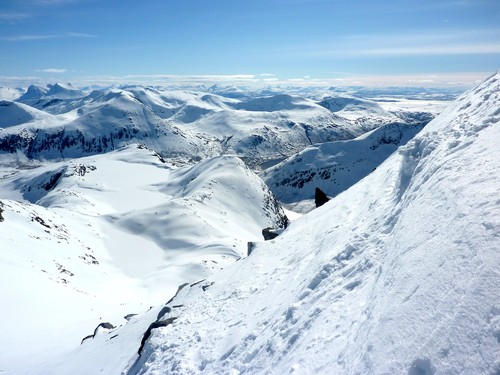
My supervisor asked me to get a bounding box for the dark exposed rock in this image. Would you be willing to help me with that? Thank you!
[124,314,138,321]
[42,171,63,191]
[202,282,214,292]
[138,318,177,356]
[93,322,115,337]
[247,241,256,256]
[81,322,116,344]
[73,164,96,177]
[190,279,205,287]
[80,334,94,345]
[315,187,330,208]
[0,201,4,222]
[155,306,172,321]
[32,216,51,228]
[262,227,279,241]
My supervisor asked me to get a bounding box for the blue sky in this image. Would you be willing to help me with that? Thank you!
[1,0,499,87]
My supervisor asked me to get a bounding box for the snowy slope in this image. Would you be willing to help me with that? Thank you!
[0,87,22,101]
[261,122,425,208]
[98,73,500,374]
[0,145,286,374]
[0,100,57,127]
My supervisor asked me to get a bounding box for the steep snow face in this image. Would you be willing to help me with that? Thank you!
[123,73,500,374]
[261,122,425,208]
[0,146,287,374]
[17,84,49,102]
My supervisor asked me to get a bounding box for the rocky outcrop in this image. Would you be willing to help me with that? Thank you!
[262,227,280,241]
[315,187,330,208]
[138,318,177,356]
[80,322,116,345]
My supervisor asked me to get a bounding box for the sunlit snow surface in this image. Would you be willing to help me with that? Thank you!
[0,146,286,374]
[0,75,498,375]
[118,73,498,374]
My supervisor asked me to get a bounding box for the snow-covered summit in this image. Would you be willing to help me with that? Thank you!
[17,84,49,102]
[45,83,85,99]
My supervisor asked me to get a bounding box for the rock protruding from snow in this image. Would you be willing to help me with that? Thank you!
[314,187,329,208]
[138,318,177,356]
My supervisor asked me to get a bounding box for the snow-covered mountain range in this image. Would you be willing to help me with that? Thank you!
[0,73,498,374]
[0,83,433,168]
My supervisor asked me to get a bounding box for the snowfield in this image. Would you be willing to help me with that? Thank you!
[0,73,498,375]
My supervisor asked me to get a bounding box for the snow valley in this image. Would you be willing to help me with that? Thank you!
[0,74,499,374]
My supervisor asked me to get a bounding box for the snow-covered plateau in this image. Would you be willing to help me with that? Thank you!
[0,73,499,374]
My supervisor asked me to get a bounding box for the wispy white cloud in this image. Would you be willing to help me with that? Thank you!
[1,32,97,41]
[67,72,495,88]
[269,28,500,59]
[122,74,259,83]
[352,43,500,57]
[36,68,67,73]
[0,12,32,22]
[0,72,492,89]
[31,0,92,5]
